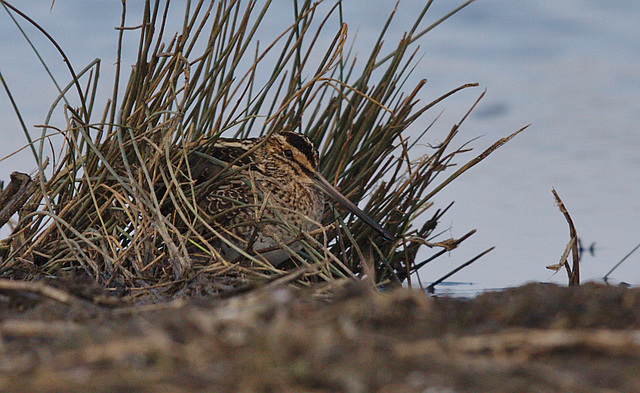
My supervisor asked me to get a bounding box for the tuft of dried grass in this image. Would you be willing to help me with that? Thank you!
[0,0,523,299]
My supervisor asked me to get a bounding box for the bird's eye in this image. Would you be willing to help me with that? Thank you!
[284,149,293,158]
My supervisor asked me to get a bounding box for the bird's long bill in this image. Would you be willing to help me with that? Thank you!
[314,171,393,241]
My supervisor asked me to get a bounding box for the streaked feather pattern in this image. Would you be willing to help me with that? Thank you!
[188,132,325,265]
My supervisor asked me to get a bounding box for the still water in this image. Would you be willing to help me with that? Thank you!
[1,1,638,294]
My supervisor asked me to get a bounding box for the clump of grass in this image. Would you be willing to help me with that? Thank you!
[0,0,523,299]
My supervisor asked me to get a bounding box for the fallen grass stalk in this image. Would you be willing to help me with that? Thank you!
[394,329,640,359]
[0,278,103,312]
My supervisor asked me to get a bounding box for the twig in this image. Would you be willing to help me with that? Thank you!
[551,188,580,286]
[0,172,37,228]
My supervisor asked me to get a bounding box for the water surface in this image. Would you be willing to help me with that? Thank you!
[1,1,638,292]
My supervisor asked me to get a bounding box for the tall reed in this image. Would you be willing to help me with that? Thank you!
[0,0,523,298]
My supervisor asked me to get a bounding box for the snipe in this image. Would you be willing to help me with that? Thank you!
[186,131,392,265]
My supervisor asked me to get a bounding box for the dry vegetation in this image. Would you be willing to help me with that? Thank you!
[0,0,523,298]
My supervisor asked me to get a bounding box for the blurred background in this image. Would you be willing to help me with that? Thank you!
[1,1,638,293]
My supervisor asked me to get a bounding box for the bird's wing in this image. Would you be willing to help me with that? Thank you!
[189,139,260,215]
[189,138,257,183]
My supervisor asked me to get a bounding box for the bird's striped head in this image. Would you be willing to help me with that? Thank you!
[261,131,320,179]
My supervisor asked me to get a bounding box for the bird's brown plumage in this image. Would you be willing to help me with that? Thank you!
[188,132,325,265]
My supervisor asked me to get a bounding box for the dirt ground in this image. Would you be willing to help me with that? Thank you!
[1,279,640,393]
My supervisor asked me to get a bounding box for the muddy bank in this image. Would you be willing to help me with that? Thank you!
[1,281,639,392]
